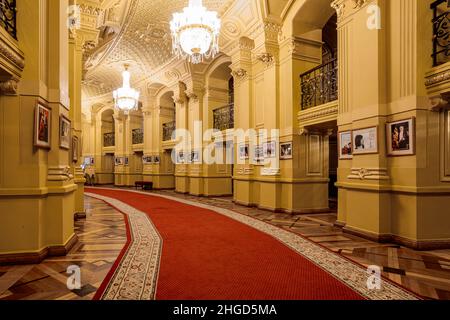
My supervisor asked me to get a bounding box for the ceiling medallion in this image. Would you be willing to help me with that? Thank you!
[135,23,169,43]
[170,0,221,64]
[113,64,140,114]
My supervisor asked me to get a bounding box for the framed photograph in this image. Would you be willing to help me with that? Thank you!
[154,155,161,164]
[124,157,129,166]
[253,145,264,165]
[177,151,185,164]
[386,118,415,156]
[34,103,51,149]
[239,144,249,160]
[352,126,379,155]
[72,136,79,163]
[263,141,277,158]
[59,115,71,150]
[191,151,200,163]
[115,157,123,166]
[338,131,353,160]
[280,142,293,160]
[143,156,152,164]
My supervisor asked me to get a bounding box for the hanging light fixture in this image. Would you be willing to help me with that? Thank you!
[170,0,221,64]
[113,64,140,114]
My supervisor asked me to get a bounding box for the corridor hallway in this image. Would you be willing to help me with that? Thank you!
[0,188,449,300]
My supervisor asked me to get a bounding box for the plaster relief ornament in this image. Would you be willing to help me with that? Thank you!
[170,0,221,64]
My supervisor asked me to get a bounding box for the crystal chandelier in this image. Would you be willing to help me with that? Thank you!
[113,64,140,114]
[170,0,221,64]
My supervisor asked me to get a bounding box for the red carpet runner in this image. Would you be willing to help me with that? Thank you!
[86,188,368,300]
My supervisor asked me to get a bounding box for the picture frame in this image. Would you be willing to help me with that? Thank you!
[72,136,79,163]
[124,157,129,166]
[280,142,293,160]
[154,155,161,164]
[143,156,152,164]
[34,103,52,149]
[177,151,185,164]
[239,144,249,160]
[115,157,124,166]
[253,145,264,165]
[263,141,277,158]
[386,117,415,156]
[352,126,379,155]
[59,115,71,150]
[191,151,200,163]
[338,131,353,160]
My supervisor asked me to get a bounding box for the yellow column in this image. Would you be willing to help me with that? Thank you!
[174,83,190,193]
[231,37,256,206]
[69,26,86,219]
[0,0,77,263]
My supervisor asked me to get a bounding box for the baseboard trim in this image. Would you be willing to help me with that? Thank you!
[334,220,346,228]
[74,211,86,221]
[0,233,78,265]
[343,226,450,250]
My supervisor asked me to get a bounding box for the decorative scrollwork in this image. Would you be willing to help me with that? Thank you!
[300,58,338,110]
[0,0,17,39]
[432,0,450,66]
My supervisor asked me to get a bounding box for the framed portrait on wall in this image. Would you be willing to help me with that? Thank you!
[72,136,79,163]
[34,103,51,149]
[280,142,293,160]
[177,151,185,164]
[154,155,161,164]
[59,115,71,150]
[263,141,277,158]
[338,131,353,160]
[239,144,249,160]
[386,118,415,156]
[352,127,379,155]
[143,156,152,164]
[191,151,200,163]
[115,157,123,166]
[253,145,264,165]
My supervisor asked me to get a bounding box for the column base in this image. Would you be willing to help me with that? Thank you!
[0,233,78,265]
[343,225,450,250]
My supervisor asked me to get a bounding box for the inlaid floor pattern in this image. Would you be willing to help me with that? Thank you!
[0,190,449,300]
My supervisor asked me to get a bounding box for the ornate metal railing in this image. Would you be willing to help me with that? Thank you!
[103,132,115,147]
[163,121,176,141]
[431,0,450,66]
[213,104,234,131]
[300,58,338,110]
[132,128,143,145]
[0,0,17,39]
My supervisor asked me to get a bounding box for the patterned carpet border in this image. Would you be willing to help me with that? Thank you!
[87,188,419,301]
[85,192,162,300]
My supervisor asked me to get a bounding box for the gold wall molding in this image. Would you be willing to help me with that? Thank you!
[298,100,339,128]
[47,166,74,182]
[348,168,390,181]
[0,26,25,95]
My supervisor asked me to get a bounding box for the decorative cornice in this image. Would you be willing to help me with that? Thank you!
[425,69,450,87]
[331,0,369,22]
[0,79,19,95]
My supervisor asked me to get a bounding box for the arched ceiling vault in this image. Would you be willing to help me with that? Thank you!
[81,0,236,100]
[80,0,335,115]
